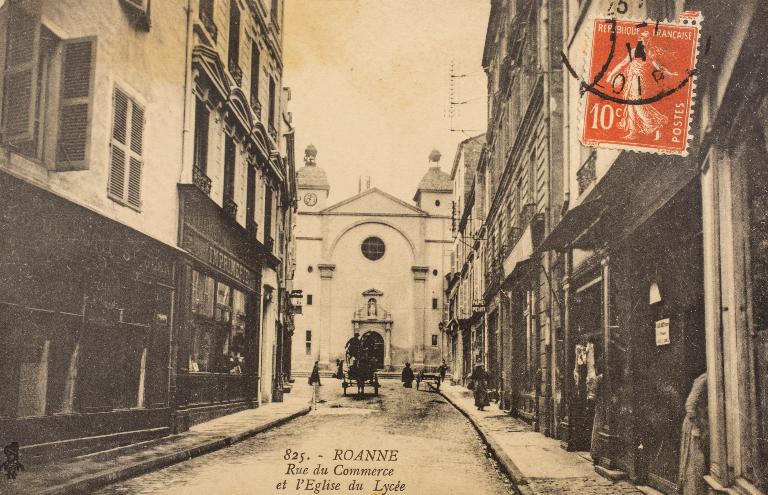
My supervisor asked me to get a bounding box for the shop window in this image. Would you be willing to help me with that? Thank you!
[190,271,247,374]
[305,330,312,355]
[431,335,438,347]
[306,294,313,305]
[108,87,145,209]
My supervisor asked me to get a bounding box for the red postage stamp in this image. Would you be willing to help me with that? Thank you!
[580,11,703,156]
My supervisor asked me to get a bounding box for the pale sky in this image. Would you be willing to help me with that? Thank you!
[283,0,490,204]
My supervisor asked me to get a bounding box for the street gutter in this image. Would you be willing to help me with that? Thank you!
[429,383,533,495]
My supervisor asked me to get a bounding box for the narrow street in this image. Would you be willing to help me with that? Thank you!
[93,381,518,495]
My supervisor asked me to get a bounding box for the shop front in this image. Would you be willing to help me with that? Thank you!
[175,185,262,431]
[543,152,705,493]
[0,173,176,463]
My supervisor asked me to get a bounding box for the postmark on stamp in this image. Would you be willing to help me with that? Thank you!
[576,11,703,156]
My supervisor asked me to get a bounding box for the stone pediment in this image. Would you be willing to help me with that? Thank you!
[362,288,383,297]
[322,188,427,216]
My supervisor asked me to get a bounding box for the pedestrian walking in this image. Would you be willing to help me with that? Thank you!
[401,362,414,388]
[470,365,490,411]
[309,361,322,409]
[438,359,448,384]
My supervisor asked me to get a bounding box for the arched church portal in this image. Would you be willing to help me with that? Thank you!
[361,331,384,370]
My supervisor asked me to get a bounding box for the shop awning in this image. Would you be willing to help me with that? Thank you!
[503,223,535,279]
[537,196,606,253]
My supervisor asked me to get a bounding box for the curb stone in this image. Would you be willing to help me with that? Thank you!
[37,405,312,495]
[431,383,534,495]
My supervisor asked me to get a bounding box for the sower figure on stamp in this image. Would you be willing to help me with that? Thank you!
[605,31,676,140]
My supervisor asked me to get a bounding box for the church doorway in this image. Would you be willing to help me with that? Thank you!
[361,331,384,370]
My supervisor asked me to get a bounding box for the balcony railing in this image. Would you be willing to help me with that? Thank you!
[229,62,243,87]
[193,166,212,195]
[250,98,262,119]
[577,151,597,195]
[199,7,217,43]
[223,195,238,219]
[268,124,278,141]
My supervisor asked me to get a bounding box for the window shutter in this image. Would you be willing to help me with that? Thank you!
[2,4,41,144]
[108,87,144,209]
[56,38,95,170]
[127,104,144,208]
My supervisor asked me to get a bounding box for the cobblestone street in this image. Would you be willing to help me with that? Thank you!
[93,381,518,495]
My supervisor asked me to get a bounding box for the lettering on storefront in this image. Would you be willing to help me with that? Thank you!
[182,227,257,290]
[655,318,670,346]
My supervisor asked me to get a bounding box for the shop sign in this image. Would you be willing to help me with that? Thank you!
[655,318,671,346]
[182,228,257,289]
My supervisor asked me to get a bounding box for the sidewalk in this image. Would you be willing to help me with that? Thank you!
[437,383,646,495]
[2,385,313,495]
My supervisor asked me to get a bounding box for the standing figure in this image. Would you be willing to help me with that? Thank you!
[401,362,415,388]
[309,361,321,408]
[335,359,344,380]
[678,373,708,495]
[438,359,449,383]
[345,332,362,363]
[2,442,24,480]
[470,365,490,411]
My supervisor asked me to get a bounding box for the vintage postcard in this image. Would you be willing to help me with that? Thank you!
[0,0,766,494]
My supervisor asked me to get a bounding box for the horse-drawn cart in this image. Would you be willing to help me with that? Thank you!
[342,334,381,396]
[415,370,442,391]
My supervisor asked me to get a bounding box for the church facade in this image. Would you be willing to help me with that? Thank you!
[292,147,452,372]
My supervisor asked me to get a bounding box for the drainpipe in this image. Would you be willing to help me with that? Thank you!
[179,0,195,185]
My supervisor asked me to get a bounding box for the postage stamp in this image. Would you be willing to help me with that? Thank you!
[579,11,703,156]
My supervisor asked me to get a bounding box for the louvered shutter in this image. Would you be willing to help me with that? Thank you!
[108,87,144,209]
[2,4,41,144]
[127,104,144,208]
[56,38,95,170]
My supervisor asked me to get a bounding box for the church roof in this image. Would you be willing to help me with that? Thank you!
[322,187,427,216]
[297,144,330,191]
[416,166,452,192]
[297,164,330,191]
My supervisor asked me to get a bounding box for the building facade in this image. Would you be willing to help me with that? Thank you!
[0,0,295,462]
[478,0,564,434]
[292,148,452,373]
[445,134,486,384]
[446,0,768,493]
[544,1,768,493]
